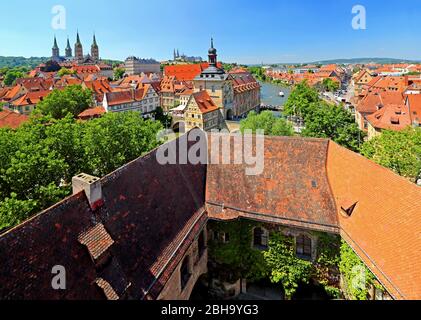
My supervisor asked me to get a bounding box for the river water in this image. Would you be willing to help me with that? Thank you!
[259,82,291,117]
[259,82,291,106]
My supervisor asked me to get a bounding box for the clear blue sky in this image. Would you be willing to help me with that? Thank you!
[1,0,421,64]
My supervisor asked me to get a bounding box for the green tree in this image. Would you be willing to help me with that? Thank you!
[301,103,363,151]
[361,128,421,181]
[57,67,76,77]
[83,112,163,176]
[4,69,26,86]
[0,112,164,231]
[154,107,172,128]
[283,81,320,117]
[264,233,313,299]
[36,85,93,119]
[0,194,37,230]
[113,67,125,80]
[321,78,340,92]
[247,66,266,81]
[240,111,294,136]
[339,241,378,300]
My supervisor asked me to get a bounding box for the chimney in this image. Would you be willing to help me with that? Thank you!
[72,173,103,210]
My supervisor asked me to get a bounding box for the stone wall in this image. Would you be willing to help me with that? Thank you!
[158,228,208,300]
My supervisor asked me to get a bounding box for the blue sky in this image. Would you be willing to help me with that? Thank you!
[1,0,421,64]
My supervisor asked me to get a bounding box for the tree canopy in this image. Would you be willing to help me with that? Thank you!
[361,128,421,181]
[57,67,76,77]
[283,81,320,117]
[264,233,313,299]
[36,85,93,119]
[3,67,28,86]
[247,66,267,81]
[240,111,294,137]
[321,78,340,92]
[113,67,125,80]
[0,112,163,231]
[301,102,363,152]
[284,81,364,151]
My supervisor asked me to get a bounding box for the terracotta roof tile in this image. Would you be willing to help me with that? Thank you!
[0,109,29,129]
[78,223,114,260]
[366,104,411,130]
[327,141,421,300]
[192,90,219,114]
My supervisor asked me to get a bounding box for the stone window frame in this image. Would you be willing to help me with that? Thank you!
[295,234,312,261]
[252,226,269,250]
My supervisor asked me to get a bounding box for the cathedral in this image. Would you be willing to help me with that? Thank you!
[51,32,100,65]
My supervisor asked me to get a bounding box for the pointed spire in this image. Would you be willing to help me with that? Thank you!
[92,33,98,47]
[211,37,214,49]
[66,36,71,49]
[53,36,58,49]
[76,30,81,45]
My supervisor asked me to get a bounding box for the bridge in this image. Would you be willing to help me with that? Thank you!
[259,104,284,112]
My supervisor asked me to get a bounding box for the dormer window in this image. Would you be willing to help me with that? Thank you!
[341,201,358,217]
[390,117,400,125]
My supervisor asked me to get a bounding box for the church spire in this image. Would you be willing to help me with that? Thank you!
[92,33,98,47]
[75,30,84,64]
[52,36,60,61]
[91,33,99,62]
[65,36,72,58]
[76,30,81,45]
[53,36,58,49]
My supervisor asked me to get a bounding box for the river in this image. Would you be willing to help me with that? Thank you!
[259,81,291,117]
[260,81,290,106]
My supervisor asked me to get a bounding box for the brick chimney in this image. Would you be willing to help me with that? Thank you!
[72,173,103,210]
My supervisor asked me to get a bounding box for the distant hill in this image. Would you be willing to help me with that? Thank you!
[0,56,123,69]
[0,56,49,69]
[310,58,421,65]
[251,57,421,67]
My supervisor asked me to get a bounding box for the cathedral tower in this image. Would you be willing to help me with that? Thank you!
[65,37,72,58]
[52,36,60,61]
[91,34,99,62]
[74,31,84,64]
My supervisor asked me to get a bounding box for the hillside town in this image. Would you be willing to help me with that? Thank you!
[2,35,421,144]
[0,31,421,303]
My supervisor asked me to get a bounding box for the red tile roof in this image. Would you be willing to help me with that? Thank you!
[0,109,29,129]
[104,86,150,106]
[357,91,405,114]
[78,223,115,260]
[78,106,106,120]
[206,136,339,233]
[192,90,219,114]
[11,90,51,107]
[1,134,421,300]
[366,104,411,131]
[164,62,223,81]
[327,142,421,300]
[405,94,421,125]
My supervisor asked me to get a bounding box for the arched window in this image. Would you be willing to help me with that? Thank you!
[253,227,268,249]
[296,235,312,259]
[180,256,191,290]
